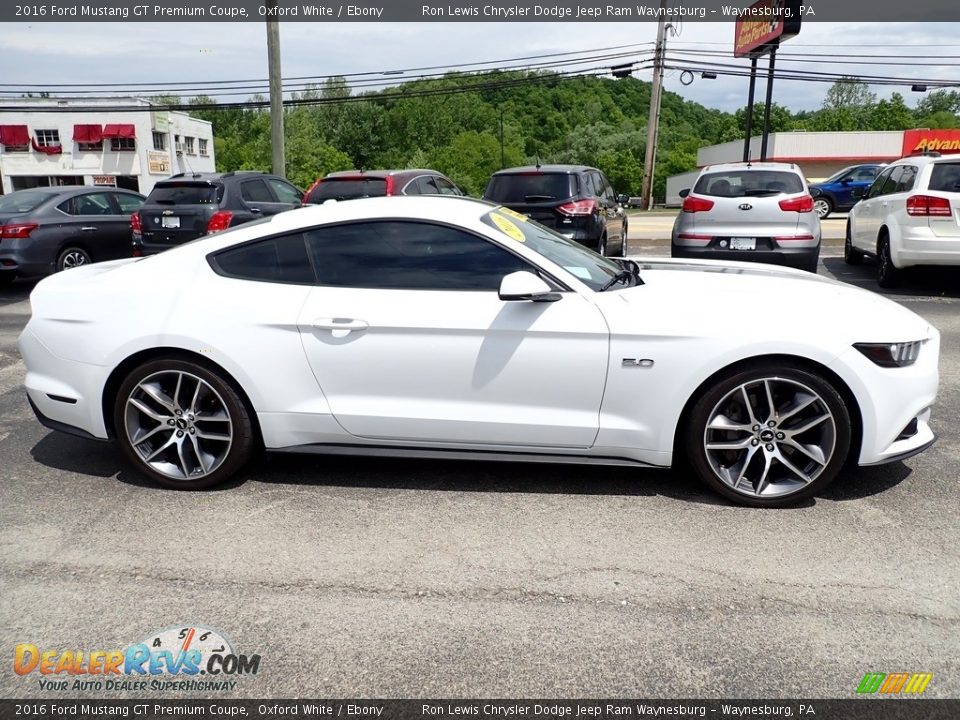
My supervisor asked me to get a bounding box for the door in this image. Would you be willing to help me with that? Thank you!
[855,167,900,248]
[239,178,289,218]
[838,166,881,210]
[55,191,133,262]
[109,191,145,259]
[266,177,304,211]
[296,220,610,447]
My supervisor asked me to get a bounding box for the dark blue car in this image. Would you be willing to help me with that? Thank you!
[809,164,885,219]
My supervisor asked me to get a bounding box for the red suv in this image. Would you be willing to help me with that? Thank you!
[303,169,463,204]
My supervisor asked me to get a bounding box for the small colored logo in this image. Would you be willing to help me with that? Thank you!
[856,672,933,695]
[13,625,260,692]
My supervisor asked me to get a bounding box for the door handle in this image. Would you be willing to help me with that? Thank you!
[312,318,369,337]
[81,226,98,231]
[249,207,262,214]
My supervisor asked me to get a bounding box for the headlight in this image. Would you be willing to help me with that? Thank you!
[854,340,926,368]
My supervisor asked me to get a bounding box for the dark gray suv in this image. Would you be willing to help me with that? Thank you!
[134,171,303,256]
[483,165,628,256]
[0,186,144,286]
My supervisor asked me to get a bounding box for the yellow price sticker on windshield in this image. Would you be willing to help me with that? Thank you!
[498,206,529,223]
[491,213,526,243]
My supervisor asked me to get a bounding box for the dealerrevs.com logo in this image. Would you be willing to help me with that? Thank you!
[14,625,260,692]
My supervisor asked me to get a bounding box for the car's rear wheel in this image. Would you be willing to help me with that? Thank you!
[844,222,864,265]
[684,362,851,508]
[57,247,91,272]
[113,358,255,490]
[598,235,608,257]
[877,234,901,289]
[620,223,628,257]
[813,197,832,220]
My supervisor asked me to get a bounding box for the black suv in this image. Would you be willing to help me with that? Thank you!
[482,165,628,256]
[303,169,463,204]
[133,171,303,255]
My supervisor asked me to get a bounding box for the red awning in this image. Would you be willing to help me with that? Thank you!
[73,124,103,143]
[0,124,29,146]
[102,124,136,139]
[31,138,63,155]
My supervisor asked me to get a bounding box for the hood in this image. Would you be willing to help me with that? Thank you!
[620,258,934,343]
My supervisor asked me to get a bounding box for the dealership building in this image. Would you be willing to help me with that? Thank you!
[0,97,215,196]
[665,129,960,206]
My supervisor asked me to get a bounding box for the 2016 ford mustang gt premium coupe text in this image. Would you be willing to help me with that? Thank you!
[19,197,939,507]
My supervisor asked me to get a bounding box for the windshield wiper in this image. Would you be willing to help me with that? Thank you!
[599,259,644,292]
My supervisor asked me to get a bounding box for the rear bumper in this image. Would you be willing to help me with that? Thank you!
[671,243,820,270]
[895,226,960,268]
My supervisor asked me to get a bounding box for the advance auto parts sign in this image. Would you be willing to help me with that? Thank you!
[902,129,960,156]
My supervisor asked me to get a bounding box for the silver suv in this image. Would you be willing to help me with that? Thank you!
[671,162,821,273]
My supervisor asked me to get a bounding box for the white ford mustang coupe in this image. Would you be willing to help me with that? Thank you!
[19,197,939,507]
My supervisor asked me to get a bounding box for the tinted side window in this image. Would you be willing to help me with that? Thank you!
[305,221,531,291]
[896,166,918,193]
[211,234,314,284]
[928,162,960,192]
[435,177,461,196]
[59,193,115,216]
[114,193,143,215]
[240,179,273,203]
[879,167,903,196]
[866,168,894,199]
[415,176,440,195]
[268,179,302,205]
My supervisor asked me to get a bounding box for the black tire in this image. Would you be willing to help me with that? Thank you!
[620,223,628,257]
[56,246,91,272]
[877,234,901,289]
[683,361,852,508]
[113,357,256,490]
[844,222,864,265]
[0,273,14,288]
[598,235,608,257]
[813,197,832,220]
[801,253,820,274]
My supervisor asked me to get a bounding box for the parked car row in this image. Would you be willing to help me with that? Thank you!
[1,162,632,285]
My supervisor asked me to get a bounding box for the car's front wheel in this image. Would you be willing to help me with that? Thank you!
[877,235,901,289]
[113,358,256,490]
[813,197,832,220]
[844,222,864,265]
[683,362,852,507]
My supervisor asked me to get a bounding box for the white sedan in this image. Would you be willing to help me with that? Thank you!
[19,197,939,507]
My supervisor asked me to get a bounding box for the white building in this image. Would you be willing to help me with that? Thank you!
[0,97,216,196]
[665,129,960,206]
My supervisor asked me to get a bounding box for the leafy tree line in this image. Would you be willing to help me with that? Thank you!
[176,74,960,202]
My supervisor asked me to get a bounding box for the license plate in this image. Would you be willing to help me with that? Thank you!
[730,237,756,250]
[161,216,180,229]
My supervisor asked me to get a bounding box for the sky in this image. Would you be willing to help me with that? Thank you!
[2,22,958,114]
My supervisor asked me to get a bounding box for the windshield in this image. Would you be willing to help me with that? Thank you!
[483,173,578,203]
[0,191,51,214]
[307,178,388,203]
[481,208,623,291]
[694,170,804,197]
[148,183,222,205]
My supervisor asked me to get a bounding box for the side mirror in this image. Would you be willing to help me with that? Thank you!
[840,178,852,186]
[499,271,561,303]
[678,188,690,198]
[617,193,629,205]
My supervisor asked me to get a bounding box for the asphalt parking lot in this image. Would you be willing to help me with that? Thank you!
[1,234,958,699]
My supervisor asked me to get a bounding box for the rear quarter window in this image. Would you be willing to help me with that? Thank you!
[694,171,804,197]
[306,179,388,203]
[210,234,315,284]
[928,163,960,192]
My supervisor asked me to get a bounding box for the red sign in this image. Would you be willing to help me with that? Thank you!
[734,0,801,58]
[92,175,117,186]
[902,129,960,156]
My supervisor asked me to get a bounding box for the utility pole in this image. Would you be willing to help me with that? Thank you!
[640,0,668,212]
[266,2,285,178]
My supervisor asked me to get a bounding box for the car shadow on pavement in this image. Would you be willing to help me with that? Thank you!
[822,257,960,298]
[29,430,913,506]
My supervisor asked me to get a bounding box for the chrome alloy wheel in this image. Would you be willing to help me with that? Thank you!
[813,198,831,219]
[60,251,89,269]
[123,370,233,481]
[703,377,837,499]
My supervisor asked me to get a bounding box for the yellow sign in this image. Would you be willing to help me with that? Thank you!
[147,150,170,175]
[490,213,525,242]
[498,206,529,223]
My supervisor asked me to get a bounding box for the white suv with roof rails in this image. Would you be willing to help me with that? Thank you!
[846,152,960,287]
